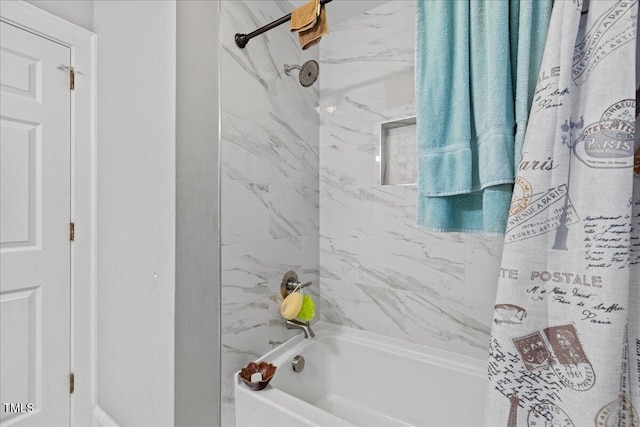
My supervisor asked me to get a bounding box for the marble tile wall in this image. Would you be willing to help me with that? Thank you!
[219,1,319,424]
[222,1,506,423]
[319,1,504,360]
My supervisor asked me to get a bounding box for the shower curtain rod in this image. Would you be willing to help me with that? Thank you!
[235,0,333,48]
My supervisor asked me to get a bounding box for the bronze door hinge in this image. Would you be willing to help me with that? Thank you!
[57,65,75,90]
[69,373,75,394]
[70,223,75,241]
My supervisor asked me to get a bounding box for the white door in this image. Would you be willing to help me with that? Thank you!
[0,21,71,426]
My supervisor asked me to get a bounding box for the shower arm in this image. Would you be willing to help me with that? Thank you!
[283,64,301,76]
[235,0,333,49]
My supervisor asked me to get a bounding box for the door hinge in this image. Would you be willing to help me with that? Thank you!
[69,373,75,394]
[58,65,75,90]
[70,222,75,241]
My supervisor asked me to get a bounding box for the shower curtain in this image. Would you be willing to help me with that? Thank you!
[486,1,640,426]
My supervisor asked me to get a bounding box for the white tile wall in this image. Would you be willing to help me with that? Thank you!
[319,0,503,361]
[221,2,504,424]
[219,1,319,424]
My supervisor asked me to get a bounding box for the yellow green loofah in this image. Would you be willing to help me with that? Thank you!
[297,295,315,321]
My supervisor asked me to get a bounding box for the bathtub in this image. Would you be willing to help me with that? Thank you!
[235,322,488,427]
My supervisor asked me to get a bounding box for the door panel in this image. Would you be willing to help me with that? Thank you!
[1,118,39,247]
[0,22,71,426]
[0,47,41,102]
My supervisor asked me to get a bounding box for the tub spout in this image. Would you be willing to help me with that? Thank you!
[286,319,315,339]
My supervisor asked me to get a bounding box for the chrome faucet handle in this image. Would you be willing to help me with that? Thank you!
[280,271,313,298]
[286,281,312,291]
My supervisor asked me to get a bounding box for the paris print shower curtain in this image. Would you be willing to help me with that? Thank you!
[485,1,640,426]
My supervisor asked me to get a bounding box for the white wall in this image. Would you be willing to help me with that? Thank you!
[94,2,176,425]
[23,1,221,424]
[24,0,93,30]
[175,1,220,425]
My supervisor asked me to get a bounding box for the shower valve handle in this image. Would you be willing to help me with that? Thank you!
[286,281,312,291]
[280,271,312,298]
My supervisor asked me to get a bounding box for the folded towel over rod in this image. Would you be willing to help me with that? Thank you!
[235,0,332,49]
[292,1,329,50]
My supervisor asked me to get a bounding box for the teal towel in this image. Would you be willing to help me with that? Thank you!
[510,0,553,171]
[469,0,516,189]
[416,0,471,196]
[417,185,514,234]
[415,0,552,235]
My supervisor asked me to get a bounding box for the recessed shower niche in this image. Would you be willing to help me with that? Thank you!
[379,116,417,186]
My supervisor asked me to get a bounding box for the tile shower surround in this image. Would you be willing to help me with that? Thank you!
[221,0,503,424]
[219,1,319,425]
[318,0,502,359]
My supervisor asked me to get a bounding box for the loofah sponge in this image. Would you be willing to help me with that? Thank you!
[280,291,303,320]
[297,295,315,321]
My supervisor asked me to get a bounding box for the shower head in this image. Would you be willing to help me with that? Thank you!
[284,60,319,87]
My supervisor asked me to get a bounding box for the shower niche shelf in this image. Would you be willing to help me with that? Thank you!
[379,116,417,186]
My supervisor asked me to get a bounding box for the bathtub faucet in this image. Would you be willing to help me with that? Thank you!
[286,319,315,339]
[281,272,315,338]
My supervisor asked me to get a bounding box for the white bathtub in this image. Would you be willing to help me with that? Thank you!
[235,322,487,427]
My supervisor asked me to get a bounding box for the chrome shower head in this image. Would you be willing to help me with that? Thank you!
[284,60,319,87]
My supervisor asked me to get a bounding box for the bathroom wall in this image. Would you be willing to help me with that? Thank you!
[95,2,176,425]
[319,1,503,360]
[22,1,219,424]
[24,0,93,30]
[175,1,220,425]
[219,1,320,424]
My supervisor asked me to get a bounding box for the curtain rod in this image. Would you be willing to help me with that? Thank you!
[235,0,333,49]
